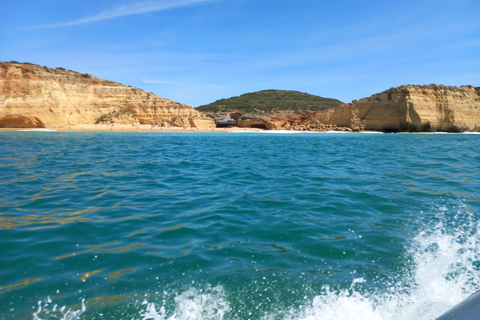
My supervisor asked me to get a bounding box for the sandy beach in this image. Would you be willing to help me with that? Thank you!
[0,123,265,133]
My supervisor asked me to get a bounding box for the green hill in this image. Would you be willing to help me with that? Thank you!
[197,90,343,115]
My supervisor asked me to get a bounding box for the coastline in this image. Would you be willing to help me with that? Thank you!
[1,124,477,134]
[0,124,265,133]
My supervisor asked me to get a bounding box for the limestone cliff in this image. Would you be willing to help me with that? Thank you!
[201,85,480,132]
[0,62,209,128]
[302,85,480,132]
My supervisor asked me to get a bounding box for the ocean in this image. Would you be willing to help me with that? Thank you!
[0,131,479,320]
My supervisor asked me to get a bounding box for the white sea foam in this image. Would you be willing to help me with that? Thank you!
[229,130,352,134]
[137,219,479,320]
[229,130,311,134]
[288,223,477,320]
[228,129,386,134]
[18,128,58,132]
[33,217,479,320]
[33,298,85,320]
[229,130,263,133]
[140,286,230,320]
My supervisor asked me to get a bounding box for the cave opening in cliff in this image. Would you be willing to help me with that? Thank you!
[0,116,46,128]
[249,124,267,129]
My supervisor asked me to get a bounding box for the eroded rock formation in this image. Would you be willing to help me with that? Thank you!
[315,85,480,132]
[2,63,477,132]
[0,62,212,128]
[269,85,480,132]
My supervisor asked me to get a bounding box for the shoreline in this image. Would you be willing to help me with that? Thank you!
[1,124,478,134]
[0,124,265,133]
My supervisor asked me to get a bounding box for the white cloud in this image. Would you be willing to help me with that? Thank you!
[43,0,214,27]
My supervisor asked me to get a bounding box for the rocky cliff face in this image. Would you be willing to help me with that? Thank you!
[265,85,479,132]
[204,85,480,132]
[307,85,480,132]
[0,62,207,128]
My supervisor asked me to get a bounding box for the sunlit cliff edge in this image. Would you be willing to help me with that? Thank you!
[0,62,213,128]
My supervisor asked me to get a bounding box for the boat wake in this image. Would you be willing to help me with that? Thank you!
[31,214,480,320]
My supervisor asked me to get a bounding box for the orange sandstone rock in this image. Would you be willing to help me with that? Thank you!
[309,85,480,132]
[0,62,209,128]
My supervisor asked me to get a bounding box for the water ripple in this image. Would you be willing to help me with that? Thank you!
[0,132,479,318]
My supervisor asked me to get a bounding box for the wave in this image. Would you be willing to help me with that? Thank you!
[229,130,350,134]
[18,129,58,132]
[31,216,479,320]
[229,130,310,134]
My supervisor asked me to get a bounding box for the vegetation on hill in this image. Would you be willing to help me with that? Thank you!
[197,90,343,115]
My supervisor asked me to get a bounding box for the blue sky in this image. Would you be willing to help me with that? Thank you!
[1,0,479,107]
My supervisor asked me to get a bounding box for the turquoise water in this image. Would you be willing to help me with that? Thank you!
[0,131,479,319]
